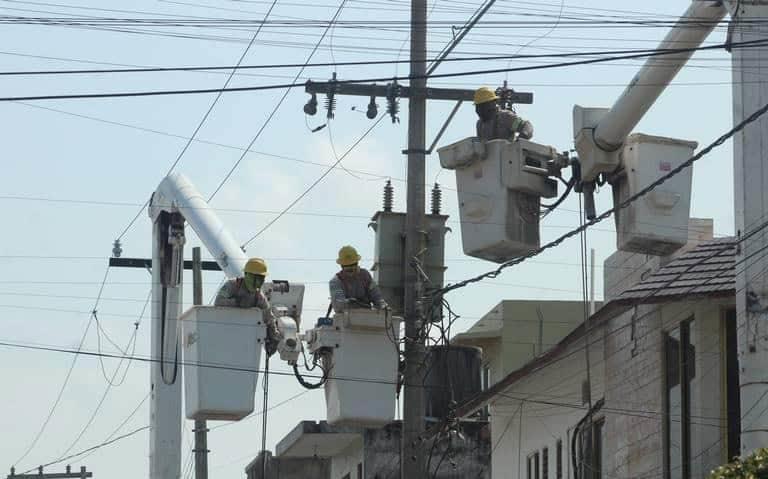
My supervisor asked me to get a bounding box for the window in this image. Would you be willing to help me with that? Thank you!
[556,440,563,479]
[527,454,533,479]
[664,319,696,479]
[724,309,741,461]
[594,419,604,478]
[527,452,540,479]
[542,447,549,479]
[578,418,604,479]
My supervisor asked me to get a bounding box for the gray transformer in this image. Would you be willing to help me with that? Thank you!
[369,210,449,316]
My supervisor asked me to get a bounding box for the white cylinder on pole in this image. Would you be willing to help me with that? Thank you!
[594,1,726,151]
[155,173,248,279]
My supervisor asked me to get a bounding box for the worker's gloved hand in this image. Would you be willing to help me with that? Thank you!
[264,323,280,357]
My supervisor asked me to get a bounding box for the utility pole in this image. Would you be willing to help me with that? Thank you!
[192,247,209,479]
[7,466,93,479]
[727,0,768,455]
[401,0,428,476]
[303,5,530,477]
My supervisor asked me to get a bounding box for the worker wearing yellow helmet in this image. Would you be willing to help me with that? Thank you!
[215,258,279,355]
[474,86,533,141]
[329,245,388,313]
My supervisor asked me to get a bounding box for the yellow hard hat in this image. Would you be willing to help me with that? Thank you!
[473,87,498,105]
[336,245,361,266]
[244,257,268,276]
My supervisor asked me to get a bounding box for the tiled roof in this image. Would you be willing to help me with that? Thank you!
[454,237,736,418]
[611,237,735,305]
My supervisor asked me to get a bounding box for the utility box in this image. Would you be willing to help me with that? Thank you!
[181,306,266,421]
[370,211,448,314]
[438,137,558,263]
[306,309,401,427]
[613,133,697,255]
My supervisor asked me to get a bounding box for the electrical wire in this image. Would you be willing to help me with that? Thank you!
[2,38,767,104]
[433,90,768,300]
[78,391,150,462]
[112,0,280,243]
[241,113,385,246]
[0,42,756,76]
[206,0,351,202]
[504,0,565,82]
[11,266,110,470]
[20,426,150,474]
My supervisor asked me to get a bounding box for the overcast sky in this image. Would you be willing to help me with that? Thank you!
[0,0,738,477]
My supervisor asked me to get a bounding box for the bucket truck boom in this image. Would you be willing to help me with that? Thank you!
[147,173,304,479]
[574,1,727,181]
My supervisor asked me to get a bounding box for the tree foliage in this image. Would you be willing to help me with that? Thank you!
[709,448,768,479]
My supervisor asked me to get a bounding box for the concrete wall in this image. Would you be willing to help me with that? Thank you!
[498,300,595,379]
[362,422,490,479]
[487,331,606,479]
[330,437,364,479]
[587,299,731,479]
[602,304,665,478]
[246,451,330,479]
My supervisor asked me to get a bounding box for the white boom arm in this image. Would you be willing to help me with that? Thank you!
[153,172,248,278]
[147,172,250,479]
[574,0,727,180]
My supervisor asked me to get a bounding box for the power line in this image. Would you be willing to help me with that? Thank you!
[112,0,281,242]
[0,43,738,76]
[20,425,150,475]
[0,38,766,103]
[206,0,352,202]
[434,88,768,300]
[241,113,386,246]
[12,266,111,470]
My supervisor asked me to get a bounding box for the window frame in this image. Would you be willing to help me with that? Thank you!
[663,317,695,479]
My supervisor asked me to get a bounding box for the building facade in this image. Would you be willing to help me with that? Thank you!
[454,222,740,478]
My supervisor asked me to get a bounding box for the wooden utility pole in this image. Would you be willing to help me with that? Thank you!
[401,0,428,477]
[304,4,531,476]
[192,247,209,479]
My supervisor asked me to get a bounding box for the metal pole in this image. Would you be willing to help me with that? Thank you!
[727,0,768,455]
[149,216,182,479]
[401,0,427,476]
[192,247,209,479]
[589,248,596,316]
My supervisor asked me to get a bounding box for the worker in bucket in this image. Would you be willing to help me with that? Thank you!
[474,86,533,141]
[329,245,388,313]
[215,257,279,355]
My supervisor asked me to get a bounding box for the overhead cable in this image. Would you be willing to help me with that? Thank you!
[12,266,111,470]
[112,0,281,242]
[206,0,351,202]
[1,38,767,103]
[432,94,768,300]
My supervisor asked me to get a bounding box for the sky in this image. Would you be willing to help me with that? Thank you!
[0,0,741,477]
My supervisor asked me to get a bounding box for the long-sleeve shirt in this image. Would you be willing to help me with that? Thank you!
[214,278,274,325]
[329,268,387,313]
[476,109,534,141]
